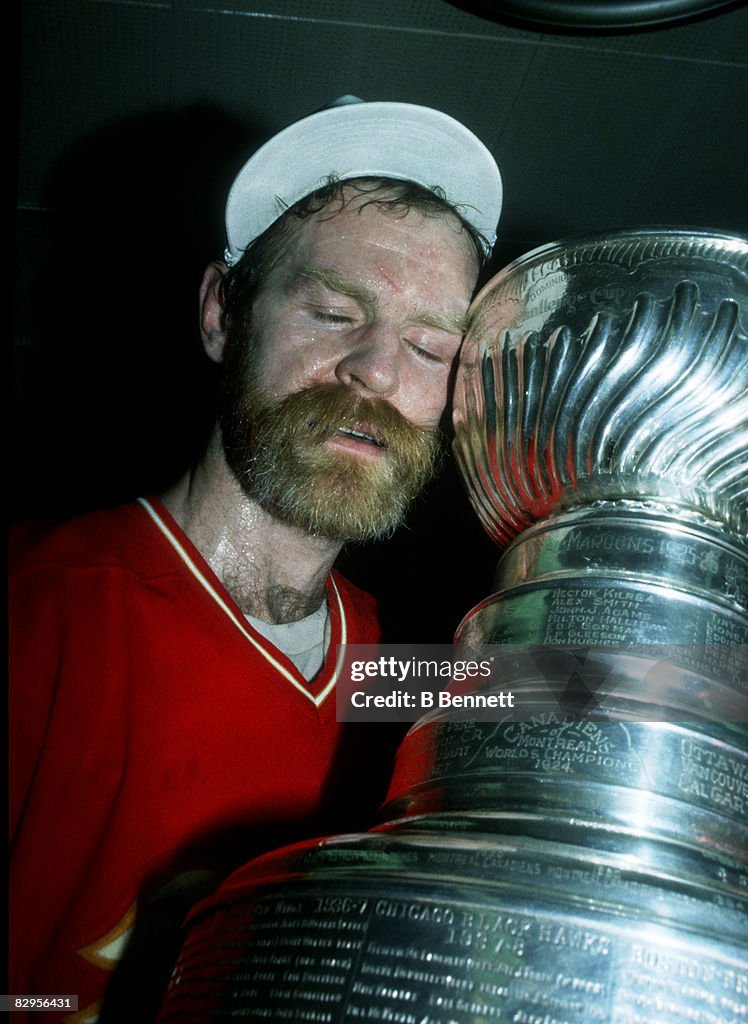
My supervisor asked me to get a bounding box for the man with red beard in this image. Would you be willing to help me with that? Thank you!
[9,98,502,1021]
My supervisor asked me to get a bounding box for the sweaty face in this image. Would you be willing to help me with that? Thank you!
[220,193,478,541]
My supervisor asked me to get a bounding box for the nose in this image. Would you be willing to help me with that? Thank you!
[334,322,402,397]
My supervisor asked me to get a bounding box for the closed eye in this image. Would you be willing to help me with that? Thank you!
[407,340,448,365]
[312,310,356,325]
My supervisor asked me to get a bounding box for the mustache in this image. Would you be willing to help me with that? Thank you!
[251,382,439,454]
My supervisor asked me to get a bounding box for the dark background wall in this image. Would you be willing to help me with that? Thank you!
[14,0,748,640]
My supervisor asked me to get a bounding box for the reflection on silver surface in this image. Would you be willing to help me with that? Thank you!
[454,230,748,546]
[158,231,748,1023]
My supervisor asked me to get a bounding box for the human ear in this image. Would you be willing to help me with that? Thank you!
[199,261,228,363]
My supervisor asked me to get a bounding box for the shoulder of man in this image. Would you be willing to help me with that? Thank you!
[9,500,159,577]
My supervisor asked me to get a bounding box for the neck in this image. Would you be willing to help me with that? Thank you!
[160,429,343,623]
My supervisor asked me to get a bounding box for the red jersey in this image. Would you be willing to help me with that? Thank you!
[9,498,384,1022]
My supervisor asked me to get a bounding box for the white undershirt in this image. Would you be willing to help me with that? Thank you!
[245,602,331,681]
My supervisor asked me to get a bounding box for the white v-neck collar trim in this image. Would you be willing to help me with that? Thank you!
[137,497,346,708]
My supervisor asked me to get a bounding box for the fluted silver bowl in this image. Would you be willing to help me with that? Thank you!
[453,229,748,548]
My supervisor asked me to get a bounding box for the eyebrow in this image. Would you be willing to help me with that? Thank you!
[414,307,470,336]
[295,266,470,336]
[296,266,377,305]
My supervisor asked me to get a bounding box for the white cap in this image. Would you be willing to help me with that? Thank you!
[224,97,503,266]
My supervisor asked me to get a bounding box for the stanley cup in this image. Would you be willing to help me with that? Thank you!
[158,230,748,1023]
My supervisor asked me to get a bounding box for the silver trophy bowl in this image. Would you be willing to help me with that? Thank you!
[158,230,748,1023]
